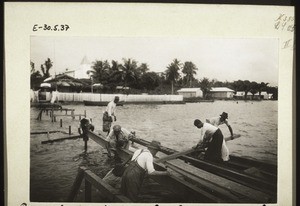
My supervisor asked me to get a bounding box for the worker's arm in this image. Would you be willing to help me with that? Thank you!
[225,119,234,138]
[144,155,169,176]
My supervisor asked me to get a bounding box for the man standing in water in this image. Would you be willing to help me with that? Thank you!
[206,112,233,161]
[194,119,224,163]
[103,96,120,133]
[121,140,169,202]
[105,125,135,158]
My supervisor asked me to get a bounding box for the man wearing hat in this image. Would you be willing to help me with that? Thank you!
[120,140,169,202]
[103,96,120,133]
[105,124,135,158]
[194,119,224,163]
[205,112,233,161]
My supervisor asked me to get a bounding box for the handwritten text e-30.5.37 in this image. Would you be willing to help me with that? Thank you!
[33,24,70,32]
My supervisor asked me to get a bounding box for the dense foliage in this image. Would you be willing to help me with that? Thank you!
[30,57,278,99]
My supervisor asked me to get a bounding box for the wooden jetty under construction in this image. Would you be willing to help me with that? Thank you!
[68,130,277,203]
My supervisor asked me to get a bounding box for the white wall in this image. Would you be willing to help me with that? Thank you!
[56,93,183,102]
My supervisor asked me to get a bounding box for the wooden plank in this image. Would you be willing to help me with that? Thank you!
[41,135,81,144]
[83,167,131,202]
[166,159,273,203]
[86,132,224,202]
[156,148,204,163]
[31,130,66,135]
[174,154,276,196]
[131,136,276,195]
[67,167,85,201]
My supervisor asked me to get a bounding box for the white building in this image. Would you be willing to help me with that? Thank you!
[177,88,203,98]
[210,87,234,99]
[63,56,93,79]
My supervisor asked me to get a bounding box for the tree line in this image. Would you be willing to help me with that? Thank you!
[30,58,278,100]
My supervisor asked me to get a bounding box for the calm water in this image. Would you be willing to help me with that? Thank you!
[30,100,278,202]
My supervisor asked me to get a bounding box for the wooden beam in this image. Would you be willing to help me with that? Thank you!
[156,148,204,163]
[41,135,81,144]
[67,167,85,201]
[83,167,131,202]
[166,159,273,203]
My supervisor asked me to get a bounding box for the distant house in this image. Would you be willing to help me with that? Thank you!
[234,91,246,100]
[177,88,203,98]
[209,87,234,99]
[63,56,93,79]
[234,91,269,100]
[43,74,90,92]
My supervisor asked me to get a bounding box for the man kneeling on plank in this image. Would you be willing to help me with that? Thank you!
[194,119,224,163]
[105,125,135,159]
[121,140,170,202]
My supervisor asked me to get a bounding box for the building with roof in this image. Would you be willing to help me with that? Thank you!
[209,87,234,99]
[43,74,90,92]
[177,88,203,98]
[63,56,93,79]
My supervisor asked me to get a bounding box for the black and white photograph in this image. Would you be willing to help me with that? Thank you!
[5,2,295,206]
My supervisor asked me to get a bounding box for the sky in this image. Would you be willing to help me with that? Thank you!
[30,36,279,86]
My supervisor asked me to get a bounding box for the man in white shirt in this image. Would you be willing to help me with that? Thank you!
[105,125,135,158]
[194,119,224,163]
[102,96,119,133]
[206,112,233,161]
[121,140,169,202]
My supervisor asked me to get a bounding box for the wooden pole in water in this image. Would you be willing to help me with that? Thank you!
[60,119,62,127]
[69,126,71,135]
[84,140,88,152]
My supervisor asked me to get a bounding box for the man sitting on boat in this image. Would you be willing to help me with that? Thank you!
[106,125,135,158]
[194,119,224,163]
[103,96,120,133]
[121,140,170,202]
[206,112,233,161]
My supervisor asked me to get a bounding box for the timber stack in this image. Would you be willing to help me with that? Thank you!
[68,130,277,203]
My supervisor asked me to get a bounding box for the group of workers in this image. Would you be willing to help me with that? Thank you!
[79,95,234,202]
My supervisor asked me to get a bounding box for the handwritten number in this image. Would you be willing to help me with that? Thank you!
[33,24,70,31]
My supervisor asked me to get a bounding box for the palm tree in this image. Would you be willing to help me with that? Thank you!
[182,61,198,87]
[138,63,150,75]
[91,60,110,84]
[120,58,138,88]
[165,59,182,94]
[199,77,212,99]
[40,58,53,78]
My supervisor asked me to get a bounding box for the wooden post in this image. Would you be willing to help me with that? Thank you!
[54,116,57,122]
[69,126,71,135]
[72,110,75,120]
[85,179,92,202]
[67,167,85,201]
[60,119,62,127]
[79,115,81,120]
[84,140,88,152]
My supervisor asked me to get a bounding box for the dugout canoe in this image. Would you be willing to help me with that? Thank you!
[85,130,277,203]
